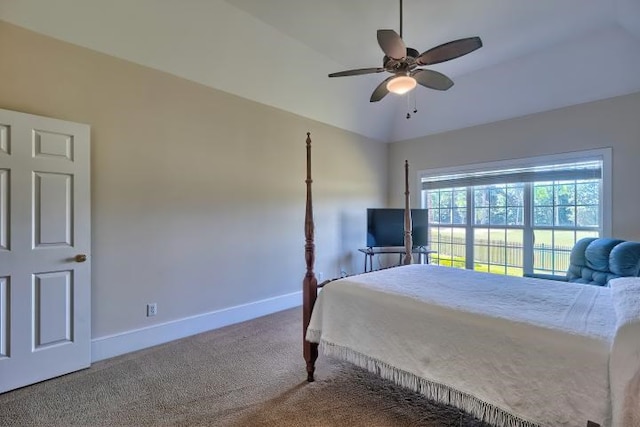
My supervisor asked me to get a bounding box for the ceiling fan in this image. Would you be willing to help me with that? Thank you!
[328,0,483,103]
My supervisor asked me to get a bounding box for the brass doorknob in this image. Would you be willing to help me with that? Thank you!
[74,254,87,263]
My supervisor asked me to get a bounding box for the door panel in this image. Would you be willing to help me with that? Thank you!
[0,277,7,358]
[0,125,8,154]
[33,172,73,247]
[0,169,7,250]
[34,271,73,348]
[33,130,74,161]
[0,108,90,394]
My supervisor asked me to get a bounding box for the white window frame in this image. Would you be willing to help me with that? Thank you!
[418,148,612,274]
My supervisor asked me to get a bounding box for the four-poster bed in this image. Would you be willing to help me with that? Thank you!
[302,131,416,382]
[301,133,640,427]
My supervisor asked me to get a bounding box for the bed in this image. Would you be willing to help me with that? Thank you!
[301,133,640,427]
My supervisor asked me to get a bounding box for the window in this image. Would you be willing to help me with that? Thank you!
[471,183,525,275]
[421,150,609,277]
[531,179,601,275]
[428,188,466,268]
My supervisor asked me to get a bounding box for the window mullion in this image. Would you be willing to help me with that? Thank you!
[466,187,474,270]
[523,182,533,275]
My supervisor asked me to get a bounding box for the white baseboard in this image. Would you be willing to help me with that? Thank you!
[91,291,302,363]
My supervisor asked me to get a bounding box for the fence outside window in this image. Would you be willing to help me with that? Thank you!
[428,235,574,276]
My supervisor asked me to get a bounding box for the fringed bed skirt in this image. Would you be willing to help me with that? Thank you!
[317,338,540,427]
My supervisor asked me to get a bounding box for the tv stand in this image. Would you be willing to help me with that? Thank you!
[358,247,436,272]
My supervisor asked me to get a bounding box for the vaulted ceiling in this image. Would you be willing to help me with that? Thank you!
[1,0,640,142]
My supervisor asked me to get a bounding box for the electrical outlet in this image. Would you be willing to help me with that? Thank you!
[317,271,324,281]
[147,303,157,317]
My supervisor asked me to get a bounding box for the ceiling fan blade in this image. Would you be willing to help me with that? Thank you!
[328,67,386,77]
[370,76,394,102]
[412,69,454,91]
[377,29,406,60]
[416,36,483,66]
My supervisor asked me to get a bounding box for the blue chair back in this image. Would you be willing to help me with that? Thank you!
[566,237,640,286]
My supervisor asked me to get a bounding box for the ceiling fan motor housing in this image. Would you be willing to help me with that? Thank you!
[383,47,420,72]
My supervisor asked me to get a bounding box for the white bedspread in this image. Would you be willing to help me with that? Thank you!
[306,264,640,427]
[609,277,640,427]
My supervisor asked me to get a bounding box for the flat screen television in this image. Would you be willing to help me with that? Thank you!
[366,208,429,248]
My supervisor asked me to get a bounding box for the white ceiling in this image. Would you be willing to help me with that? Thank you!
[1,0,640,143]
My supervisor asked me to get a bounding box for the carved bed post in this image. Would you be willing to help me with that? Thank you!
[403,160,413,265]
[303,132,319,382]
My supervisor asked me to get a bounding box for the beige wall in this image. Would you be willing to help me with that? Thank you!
[0,22,388,338]
[389,92,640,241]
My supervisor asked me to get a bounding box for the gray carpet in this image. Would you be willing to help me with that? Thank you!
[0,308,486,426]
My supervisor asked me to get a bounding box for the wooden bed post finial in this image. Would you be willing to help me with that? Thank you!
[303,132,319,382]
[403,160,413,265]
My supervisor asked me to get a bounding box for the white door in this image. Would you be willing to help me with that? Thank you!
[0,109,90,393]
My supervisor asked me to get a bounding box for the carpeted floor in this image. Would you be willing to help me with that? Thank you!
[0,308,486,426]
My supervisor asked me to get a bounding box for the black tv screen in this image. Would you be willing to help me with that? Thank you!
[366,208,429,248]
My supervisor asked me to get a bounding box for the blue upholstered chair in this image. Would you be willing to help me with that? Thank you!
[529,237,640,286]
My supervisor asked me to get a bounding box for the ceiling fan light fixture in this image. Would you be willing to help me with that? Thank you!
[386,75,417,95]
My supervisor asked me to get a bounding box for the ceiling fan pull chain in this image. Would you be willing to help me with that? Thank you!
[406,91,411,119]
